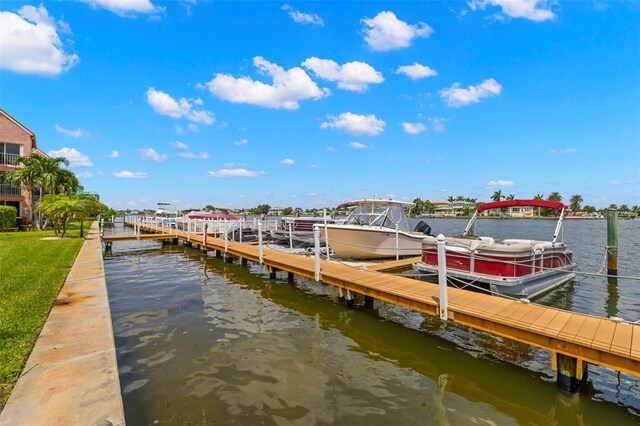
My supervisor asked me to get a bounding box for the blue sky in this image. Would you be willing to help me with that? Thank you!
[1,1,639,210]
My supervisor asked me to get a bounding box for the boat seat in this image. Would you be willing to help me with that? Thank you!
[503,239,557,250]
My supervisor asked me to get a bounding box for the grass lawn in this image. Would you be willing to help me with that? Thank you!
[0,222,89,409]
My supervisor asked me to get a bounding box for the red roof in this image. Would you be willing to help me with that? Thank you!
[477,199,565,213]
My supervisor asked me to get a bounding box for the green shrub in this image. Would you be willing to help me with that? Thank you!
[0,206,17,230]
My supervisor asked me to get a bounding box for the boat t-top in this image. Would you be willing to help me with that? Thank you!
[322,199,433,259]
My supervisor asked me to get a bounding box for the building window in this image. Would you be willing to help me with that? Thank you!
[0,142,22,165]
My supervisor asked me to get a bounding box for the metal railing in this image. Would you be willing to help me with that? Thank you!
[0,153,20,166]
[0,184,22,196]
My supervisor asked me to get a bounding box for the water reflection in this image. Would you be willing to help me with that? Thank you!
[104,240,639,425]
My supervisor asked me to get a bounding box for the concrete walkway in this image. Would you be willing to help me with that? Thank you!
[0,223,125,425]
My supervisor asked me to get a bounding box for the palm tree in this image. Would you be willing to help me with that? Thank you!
[533,194,544,216]
[569,194,583,215]
[0,155,72,228]
[505,194,515,201]
[447,195,454,202]
[547,192,562,202]
[491,190,503,202]
[411,198,423,216]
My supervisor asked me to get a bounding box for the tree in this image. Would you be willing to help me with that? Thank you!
[491,190,503,202]
[583,205,596,214]
[569,194,583,215]
[410,198,423,215]
[447,196,454,202]
[423,200,436,214]
[252,204,271,215]
[282,207,294,216]
[547,192,562,202]
[36,194,109,237]
[505,194,515,201]
[0,154,75,228]
[619,204,630,212]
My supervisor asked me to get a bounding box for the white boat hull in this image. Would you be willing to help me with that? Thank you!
[322,225,426,259]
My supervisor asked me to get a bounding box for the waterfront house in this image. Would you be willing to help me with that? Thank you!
[0,109,49,221]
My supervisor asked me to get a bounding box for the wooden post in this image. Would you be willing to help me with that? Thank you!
[437,234,448,320]
[364,295,374,309]
[202,222,208,254]
[314,225,321,281]
[258,221,263,265]
[289,222,293,253]
[556,353,588,393]
[324,208,330,261]
[607,210,618,277]
[343,289,355,309]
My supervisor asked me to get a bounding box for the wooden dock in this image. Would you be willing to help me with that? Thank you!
[109,223,640,381]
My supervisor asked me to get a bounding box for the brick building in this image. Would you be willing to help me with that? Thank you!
[0,109,49,220]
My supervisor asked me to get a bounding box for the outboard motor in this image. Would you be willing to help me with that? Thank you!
[414,220,433,236]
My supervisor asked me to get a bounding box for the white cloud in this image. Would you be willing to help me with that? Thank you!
[48,147,93,167]
[172,141,188,149]
[145,88,214,124]
[486,180,515,188]
[309,164,318,169]
[320,112,386,136]
[77,172,92,178]
[138,148,168,162]
[401,122,426,135]
[204,56,329,109]
[280,158,295,165]
[0,5,79,76]
[302,58,383,92]
[349,142,367,149]
[282,4,323,26]
[468,0,555,22]
[429,117,447,132]
[327,146,337,152]
[109,150,120,158]
[362,11,433,52]
[439,78,502,107]
[80,0,164,17]
[177,152,209,159]
[234,138,249,146]
[550,147,577,154]
[113,171,149,179]
[207,168,266,178]
[610,179,639,185]
[54,124,89,138]
[396,63,437,80]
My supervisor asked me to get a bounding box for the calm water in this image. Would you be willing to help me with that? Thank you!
[104,219,640,424]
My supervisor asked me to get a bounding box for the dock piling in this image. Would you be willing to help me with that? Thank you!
[607,210,618,277]
[437,234,448,320]
[258,221,264,264]
[556,353,588,394]
[314,225,321,281]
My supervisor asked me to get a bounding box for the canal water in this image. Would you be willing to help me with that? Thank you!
[104,219,640,424]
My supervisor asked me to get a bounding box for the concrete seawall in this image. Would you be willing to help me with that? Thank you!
[0,222,125,425]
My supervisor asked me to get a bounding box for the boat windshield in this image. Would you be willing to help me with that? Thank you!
[344,202,413,232]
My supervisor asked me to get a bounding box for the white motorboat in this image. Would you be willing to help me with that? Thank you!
[321,199,433,259]
[412,199,576,299]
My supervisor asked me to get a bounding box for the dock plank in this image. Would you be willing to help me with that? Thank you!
[610,323,633,358]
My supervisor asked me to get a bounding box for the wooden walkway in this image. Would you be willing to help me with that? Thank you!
[110,224,640,378]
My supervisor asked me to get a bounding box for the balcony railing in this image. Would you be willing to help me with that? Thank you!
[0,153,20,166]
[0,184,23,196]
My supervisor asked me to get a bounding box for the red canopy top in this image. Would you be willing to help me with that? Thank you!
[477,199,565,213]
[186,212,240,220]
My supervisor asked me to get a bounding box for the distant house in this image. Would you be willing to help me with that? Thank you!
[0,109,49,221]
[268,206,287,216]
[431,200,477,217]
